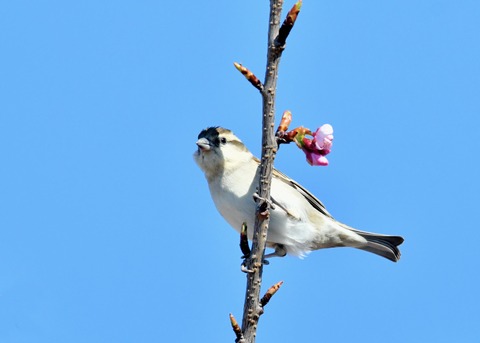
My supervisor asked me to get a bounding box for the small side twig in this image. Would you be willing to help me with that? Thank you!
[260,281,284,308]
[276,110,292,134]
[276,110,295,145]
[229,313,245,343]
[275,110,300,147]
[275,0,303,47]
[231,282,283,342]
[233,63,264,91]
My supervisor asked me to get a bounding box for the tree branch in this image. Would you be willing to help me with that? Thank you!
[239,1,301,342]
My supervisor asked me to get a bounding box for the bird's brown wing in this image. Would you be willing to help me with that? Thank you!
[271,168,335,219]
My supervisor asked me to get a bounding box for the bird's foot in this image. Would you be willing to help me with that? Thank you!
[240,255,271,273]
[240,254,255,273]
[253,192,275,215]
[264,244,287,260]
[241,262,254,273]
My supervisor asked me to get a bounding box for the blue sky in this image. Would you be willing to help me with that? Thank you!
[1,1,479,342]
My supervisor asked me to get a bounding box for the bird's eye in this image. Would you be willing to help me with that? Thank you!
[220,137,227,144]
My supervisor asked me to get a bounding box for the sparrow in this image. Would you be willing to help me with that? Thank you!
[194,127,404,262]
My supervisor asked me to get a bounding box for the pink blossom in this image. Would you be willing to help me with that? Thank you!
[313,124,333,154]
[294,124,334,166]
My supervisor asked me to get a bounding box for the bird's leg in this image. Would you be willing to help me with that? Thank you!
[239,222,281,271]
[239,222,254,273]
[239,223,251,258]
[264,244,287,261]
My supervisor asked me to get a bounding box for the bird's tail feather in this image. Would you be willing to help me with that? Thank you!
[341,224,404,262]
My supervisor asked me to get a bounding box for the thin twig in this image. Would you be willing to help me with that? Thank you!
[229,313,245,343]
[234,63,264,91]
[275,1,302,47]
[276,110,296,146]
[260,281,284,307]
[276,110,292,133]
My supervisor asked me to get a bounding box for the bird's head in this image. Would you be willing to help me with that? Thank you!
[194,127,253,181]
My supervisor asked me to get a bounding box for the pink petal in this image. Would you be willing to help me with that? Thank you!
[313,124,334,152]
[306,151,329,166]
[321,123,333,135]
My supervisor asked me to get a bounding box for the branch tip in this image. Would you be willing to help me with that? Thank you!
[276,110,299,146]
[233,62,264,91]
[276,110,292,133]
[229,313,245,342]
[275,0,302,47]
[260,281,284,307]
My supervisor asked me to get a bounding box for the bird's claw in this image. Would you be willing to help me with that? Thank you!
[241,263,254,273]
[241,256,254,273]
[240,256,270,273]
[253,192,275,214]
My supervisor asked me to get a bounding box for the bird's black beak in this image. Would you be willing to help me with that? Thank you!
[196,137,211,151]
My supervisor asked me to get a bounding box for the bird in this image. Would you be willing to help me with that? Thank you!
[193,126,404,262]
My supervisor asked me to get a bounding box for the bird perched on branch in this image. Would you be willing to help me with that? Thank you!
[194,127,404,262]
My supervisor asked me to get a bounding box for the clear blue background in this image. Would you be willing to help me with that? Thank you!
[1,1,479,342]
